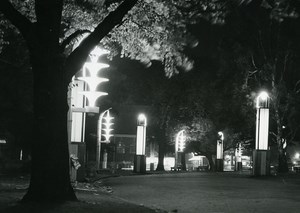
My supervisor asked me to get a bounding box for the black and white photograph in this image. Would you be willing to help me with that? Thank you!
[0,0,300,212]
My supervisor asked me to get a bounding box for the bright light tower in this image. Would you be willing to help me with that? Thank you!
[77,48,109,113]
[68,46,110,181]
[174,130,186,171]
[216,131,224,172]
[253,91,270,176]
[235,143,242,171]
[96,108,114,170]
[134,114,147,173]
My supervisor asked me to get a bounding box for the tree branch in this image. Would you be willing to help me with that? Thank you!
[65,0,139,81]
[0,0,34,40]
[60,29,91,52]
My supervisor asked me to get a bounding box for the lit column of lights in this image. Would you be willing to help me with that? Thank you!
[134,114,147,173]
[82,63,109,77]
[136,114,147,155]
[101,110,114,142]
[253,91,270,176]
[255,91,270,150]
[78,47,110,113]
[235,143,242,171]
[68,44,110,181]
[216,131,224,172]
[294,153,300,171]
[77,78,108,91]
[96,108,114,170]
[176,130,186,152]
[217,132,224,159]
[89,47,110,63]
[174,130,186,171]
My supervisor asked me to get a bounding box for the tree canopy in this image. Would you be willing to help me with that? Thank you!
[0,0,233,77]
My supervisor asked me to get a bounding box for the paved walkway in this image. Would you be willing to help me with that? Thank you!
[1,172,300,212]
[104,171,300,213]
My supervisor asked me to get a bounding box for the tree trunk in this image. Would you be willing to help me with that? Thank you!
[181,152,186,171]
[206,153,215,172]
[22,52,76,202]
[274,102,289,173]
[278,149,288,173]
[156,140,165,171]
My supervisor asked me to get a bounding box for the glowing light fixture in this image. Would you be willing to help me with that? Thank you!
[78,47,110,109]
[78,77,109,91]
[101,110,114,142]
[174,130,186,170]
[176,130,186,152]
[256,91,269,108]
[134,114,147,173]
[96,108,114,169]
[255,91,270,150]
[217,132,224,159]
[79,91,107,107]
[82,63,109,77]
[136,114,147,155]
[89,47,110,63]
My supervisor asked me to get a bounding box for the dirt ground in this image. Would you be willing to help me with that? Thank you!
[0,174,164,213]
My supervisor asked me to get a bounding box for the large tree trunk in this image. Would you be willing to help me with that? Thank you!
[156,140,165,171]
[181,152,187,171]
[23,50,76,202]
[156,126,169,171]
[276,124,289,173]
[0,0,138,202]
[206,153,215,172]
[278,149,288,173]
[274,98,289,173]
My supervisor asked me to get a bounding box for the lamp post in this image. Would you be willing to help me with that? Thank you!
[77,47,109,113]
[174,130,186,171]
[235,143,242,171]
[134,114,147,173]
[216,131,224,172]
[68,46,110,180]
[253,91,270,176]
[96,108,114,170]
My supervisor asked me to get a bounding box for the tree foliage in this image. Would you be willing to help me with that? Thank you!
[220,0,300,172]
[0,0,233,77]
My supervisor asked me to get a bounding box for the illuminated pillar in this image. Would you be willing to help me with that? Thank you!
[69,46,110,180]
[253,91,270,176]
[102,150,108,169]
[174,130,185,171]
[134,114,147,173]
[96,108,114,170]
[149,142,155,171]
[216,131,224,172]
[235,143,242,171]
